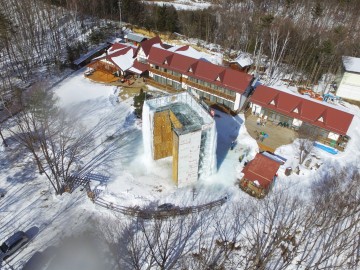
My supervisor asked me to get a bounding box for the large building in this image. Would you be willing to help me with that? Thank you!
[145,46,254,112]
[87,43,148,77]
[336,56,360,101]
[249,85,354,151]
[143,92,217,187]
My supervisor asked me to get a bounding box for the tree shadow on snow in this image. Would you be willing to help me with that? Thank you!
[6,159,38,184]
[214,111,243,170]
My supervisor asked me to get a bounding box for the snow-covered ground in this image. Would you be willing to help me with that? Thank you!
[145,0,212,10]
[1,68,360,268]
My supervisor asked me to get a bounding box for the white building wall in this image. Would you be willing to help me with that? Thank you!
[251,103,262,114]
[177,130,202,187]
[234,93,241,110]
[137,48,146,63]
[337,72,360,101]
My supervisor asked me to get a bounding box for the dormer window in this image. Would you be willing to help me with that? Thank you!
[293,108,299,113]
[270,99,276,105]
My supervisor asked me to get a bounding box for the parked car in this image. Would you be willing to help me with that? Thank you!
[0,231,29,261]
[158,203,174,210]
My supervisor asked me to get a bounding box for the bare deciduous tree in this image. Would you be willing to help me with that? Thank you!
[297,124,317,164]
[9,82,91,194]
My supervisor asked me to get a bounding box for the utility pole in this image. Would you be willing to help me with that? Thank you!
[118,0,122,33]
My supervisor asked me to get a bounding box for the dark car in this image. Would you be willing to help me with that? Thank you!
[0,231,29,261]
[158,203,174,210]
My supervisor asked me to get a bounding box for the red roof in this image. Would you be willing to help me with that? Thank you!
[242,153,280,189]
[250,85,354,135]
[139,36,162,57]
[131,60,149,74]
[147,47,253,94]
[148,47,174,66]
[92,46,136,71]
[166,53,198,74]
[108,43,128,53]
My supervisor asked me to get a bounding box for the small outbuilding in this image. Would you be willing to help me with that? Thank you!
[125,32,148,46]
[72,43,111,69]
[229,53,253,73]
[239,152,281,198]
[336,56,360,101]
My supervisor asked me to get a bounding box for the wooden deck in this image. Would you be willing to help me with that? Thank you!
[86,70,119,83]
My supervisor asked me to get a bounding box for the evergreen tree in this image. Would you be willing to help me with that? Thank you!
[133,88,146,118]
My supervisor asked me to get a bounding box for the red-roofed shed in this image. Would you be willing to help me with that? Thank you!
[240,153,281,198]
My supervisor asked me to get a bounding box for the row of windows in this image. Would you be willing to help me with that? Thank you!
[261,108,330,138]
[153,75,182,90]
[188,87,234,109]
[157,67,181,77]
[153,66,236,97]
[187,76,236,97]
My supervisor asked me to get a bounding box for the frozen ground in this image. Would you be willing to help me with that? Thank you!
[1,69,360,268]
[144,0,212,10]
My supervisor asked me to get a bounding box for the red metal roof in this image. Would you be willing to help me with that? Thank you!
[165,53,196,74]
[131,60,149,74]
[108,43,128,53]
[250,85,354,135]
[139,36,162,57]
[242,153,280,189]
[147,47,253,94]
[148,47,174,66]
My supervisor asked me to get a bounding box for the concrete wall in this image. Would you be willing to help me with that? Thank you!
[175,130,202,187]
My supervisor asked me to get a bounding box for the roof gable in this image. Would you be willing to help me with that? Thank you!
[108,43,128,54]
[250,85,354,135]
[140,36,162,56]
[148,47,174,66]
[147,44,254,94]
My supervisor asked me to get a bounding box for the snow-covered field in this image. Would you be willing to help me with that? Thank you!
[145,0,212,10]
[1,68,360,268]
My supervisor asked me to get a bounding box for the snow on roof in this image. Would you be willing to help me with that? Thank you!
[126,32,148,43]
[128,60,149,74]
[107,43,129,54]
[232,53,253,67]
[175,45,210,61]
[111,49,135,71]
[153,43,218,64]
[250,85,354,135]
[342,56,360,73]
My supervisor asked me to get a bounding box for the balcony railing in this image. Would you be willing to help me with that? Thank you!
[183,79,236,102]
[150,68,181,82]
